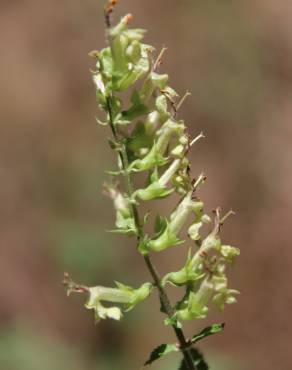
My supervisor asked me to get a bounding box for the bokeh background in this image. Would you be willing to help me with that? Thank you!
[1,0,291,369]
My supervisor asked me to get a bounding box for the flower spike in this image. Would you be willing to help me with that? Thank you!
[64,4,241,369]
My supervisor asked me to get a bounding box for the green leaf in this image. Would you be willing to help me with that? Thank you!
[178,348,208,370]
[191,323,225,345]
[144,343,179,366]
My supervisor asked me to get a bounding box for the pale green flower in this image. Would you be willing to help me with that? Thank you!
[85,282,152,323]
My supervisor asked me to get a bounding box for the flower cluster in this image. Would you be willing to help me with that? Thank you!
[163,209,240,323]
[64,3,240,335]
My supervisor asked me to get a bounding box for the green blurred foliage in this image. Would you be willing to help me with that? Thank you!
[0,325,90,370]
[0,324,242,370]
[51,220,116,280]
[188,0,264,124]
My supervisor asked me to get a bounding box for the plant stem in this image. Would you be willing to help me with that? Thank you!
[106,96,196,370]
[143,254,196,370]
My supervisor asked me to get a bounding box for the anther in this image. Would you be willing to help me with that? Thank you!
[176,91,191,111]
[153,47,167,71]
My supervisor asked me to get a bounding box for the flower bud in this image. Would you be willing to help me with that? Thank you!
[220,245,240,263]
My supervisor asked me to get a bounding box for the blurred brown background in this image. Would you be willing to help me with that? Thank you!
[0,0,291,369]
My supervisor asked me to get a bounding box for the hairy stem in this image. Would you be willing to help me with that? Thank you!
[106,96,196,370]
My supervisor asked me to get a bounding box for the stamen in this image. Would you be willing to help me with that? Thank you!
[192,173,206,191]
[153,47,168,71]
[220,209,236,224]
[176,90,191,111]
[190,131,205,147]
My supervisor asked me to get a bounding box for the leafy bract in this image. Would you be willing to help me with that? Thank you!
[144,343,179,366]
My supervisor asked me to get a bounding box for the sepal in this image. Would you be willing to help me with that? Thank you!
[147,221,183,252]
[162,249,205,286]
[114,281,153,311]
[134,181,175,201]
